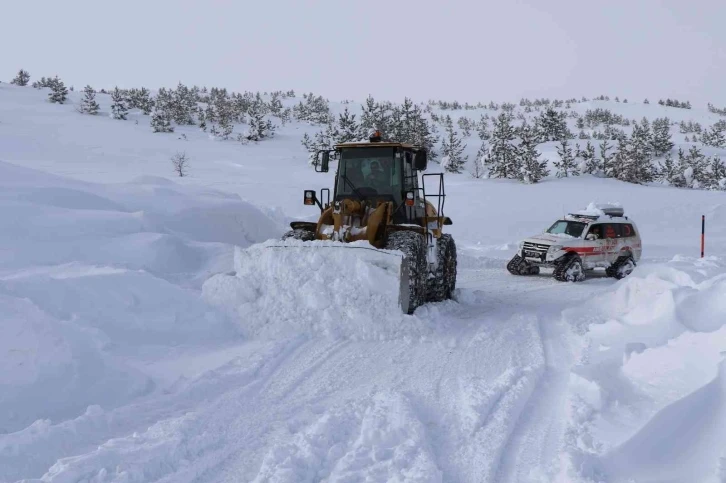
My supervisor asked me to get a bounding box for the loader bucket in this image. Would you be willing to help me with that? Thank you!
[202,239,416,338]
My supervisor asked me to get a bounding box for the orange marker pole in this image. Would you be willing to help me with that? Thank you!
[701,215,705,258]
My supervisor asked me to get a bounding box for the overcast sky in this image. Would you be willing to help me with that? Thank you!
[4,0,725,106]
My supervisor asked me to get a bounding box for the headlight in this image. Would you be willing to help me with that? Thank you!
[549,245,563,252]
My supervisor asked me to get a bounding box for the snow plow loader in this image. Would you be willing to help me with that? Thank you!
[281,131,457,314]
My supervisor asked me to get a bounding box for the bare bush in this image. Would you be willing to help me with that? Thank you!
[171,151,190,177]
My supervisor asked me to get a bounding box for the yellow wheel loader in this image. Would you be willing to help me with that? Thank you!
[282,131,457,314]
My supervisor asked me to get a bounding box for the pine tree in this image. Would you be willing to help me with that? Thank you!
[358,95,390,138]
[150,107,174,133]
[79,85,99,114]
[651,117,674,156]
[580,141,600,175]
[48,76,69,104]
[171,83,196,125]
[477,115,491,141]
[537,107,571,142]
[621,119,654,183]
[656,152,684,187]
[706,156,726,190]
[245,100,276,141]
[485,112,519,179]
[701,125,726,148]
[217,106,234,140]
[554,139,579,177]
[337,107,359,143]
[11,69,31,86]
[644,99,650,104]
[599,139,614,177]
[198,108,207,131]
[518,122,548,183]
[134,87,154,115]
[110,87,129,120]
[457,116,473,137]
[681,145,710,188]
[610,138,631,179]
[440,116,467,173]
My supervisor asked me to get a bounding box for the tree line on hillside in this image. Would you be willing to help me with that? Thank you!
[8,69,297,143]
[475,113,725,190]
[7,68,725,190]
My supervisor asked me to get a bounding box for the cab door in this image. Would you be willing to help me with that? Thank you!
[401,151,423,223]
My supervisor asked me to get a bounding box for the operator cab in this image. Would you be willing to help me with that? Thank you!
[325,131,429,223]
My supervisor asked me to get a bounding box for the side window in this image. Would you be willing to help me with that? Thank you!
[603,223,619,239]
[620,224,635,238]
[587,224,603,240]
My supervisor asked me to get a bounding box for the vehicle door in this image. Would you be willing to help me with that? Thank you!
[584,224,607,265]
[617,222,639,259]
[602,223,620,263]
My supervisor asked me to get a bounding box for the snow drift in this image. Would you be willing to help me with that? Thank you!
[0,159,282,439]
[564,256,726,482]
[203,239,436,340]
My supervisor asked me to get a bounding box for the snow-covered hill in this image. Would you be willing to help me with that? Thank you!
[1,83,725,482]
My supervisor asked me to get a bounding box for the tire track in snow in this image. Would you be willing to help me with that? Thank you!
[493,316,573,483]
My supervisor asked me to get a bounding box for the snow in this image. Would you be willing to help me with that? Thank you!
[1,83,726,482]
[203,239,435,340]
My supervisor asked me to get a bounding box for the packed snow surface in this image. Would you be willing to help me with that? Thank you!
[1,84,726,482]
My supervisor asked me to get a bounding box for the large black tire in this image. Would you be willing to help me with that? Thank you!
[507,254,540,276]
[606,255,636,279]
[553,254,586,282]
[385,231,427,315]
[427,234,457,302]
[282,228,315,241]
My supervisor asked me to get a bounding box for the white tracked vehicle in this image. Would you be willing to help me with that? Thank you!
[281,131,457,314]
[508,204,642,282]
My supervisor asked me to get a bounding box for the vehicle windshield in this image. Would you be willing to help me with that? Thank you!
[546,220,587,238]
[336,147,401,198]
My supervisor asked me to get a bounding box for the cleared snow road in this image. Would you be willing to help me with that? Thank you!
[18,251,610,483]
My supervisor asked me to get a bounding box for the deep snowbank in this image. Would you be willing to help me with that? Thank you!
[0,160,282,438]
[564,256,726,482]
[203,239,437,340]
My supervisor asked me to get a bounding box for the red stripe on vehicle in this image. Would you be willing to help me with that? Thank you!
[566,247,596,253]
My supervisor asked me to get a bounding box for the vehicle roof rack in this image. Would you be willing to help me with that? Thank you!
[600,206,625,218]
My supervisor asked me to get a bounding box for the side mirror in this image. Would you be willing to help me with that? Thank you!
[317,151,330,173]
[303,190,317,206]
[414,150,427,171]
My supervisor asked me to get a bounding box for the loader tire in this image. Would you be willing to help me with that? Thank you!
[282,228,315,241]
[385,231,427,315]
[427,234,457,302]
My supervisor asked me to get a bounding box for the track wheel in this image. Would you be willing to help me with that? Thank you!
[554,254,586,282]
[507,254,539,276]
[386,231,427,314]
[606,255,636,279]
